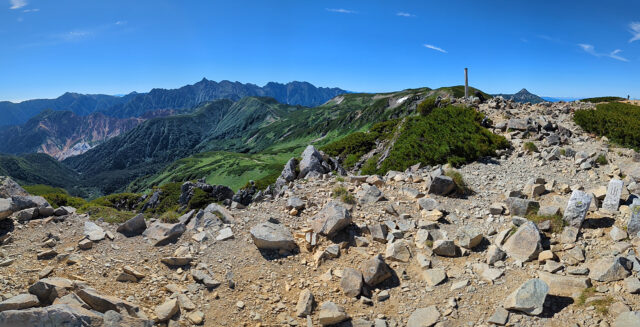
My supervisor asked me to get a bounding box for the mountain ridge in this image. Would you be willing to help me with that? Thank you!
[493,88,545,103]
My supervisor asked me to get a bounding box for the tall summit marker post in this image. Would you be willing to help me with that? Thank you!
[464,68,469,99]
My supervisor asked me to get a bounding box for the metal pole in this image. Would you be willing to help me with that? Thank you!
[464,68,469,99]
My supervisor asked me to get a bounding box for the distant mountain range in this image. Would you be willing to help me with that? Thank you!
[493,88,545,104]
[0,80,347,126]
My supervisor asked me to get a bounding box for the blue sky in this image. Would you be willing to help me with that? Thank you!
[1,0,639,101]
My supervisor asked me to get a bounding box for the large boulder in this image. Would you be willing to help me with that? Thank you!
[502,221,542,262]
[0,304,103,327]
[318,301,348,326]
[299,145,327,179]
[250,221,296,251]
[142,222,186,246]
[360,254,392,287]
[589,256,632,282]
[0,294,40,312]
[0,198,14,220]
[506,197,539,216]
[83,221,106,242]
[563,190,592,229]
[28,277,76,305]
[76,288,140,317]
[0,176,28,198]
[428,176,455,196]
[309,201,352,236]
[602,179,624,212]
[11,195,49,212]
[628,199,640,237]
[116,214,147,237]
[357,184,385,204]
[503,279,549,316]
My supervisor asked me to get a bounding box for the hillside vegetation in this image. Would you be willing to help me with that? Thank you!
[323,104,509,175]
[574,102,640,150]
[580,96,625,103]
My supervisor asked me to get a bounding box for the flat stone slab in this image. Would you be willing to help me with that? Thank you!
[602,179,624,212]
[563,190,592,229]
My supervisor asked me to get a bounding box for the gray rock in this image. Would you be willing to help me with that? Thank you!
[611,226,629,242]
[614,311,640,327]
[455,226,483,249]
[191,270,220,288]
[503,279,549,316]
[103,310,153,327]
[360,255,392,287]
[369,224,388,243]
[0,304,103,327]
[28,277,75,305]
[563,190,592,229]
[11,195,49,212]
[296,289,314,317]
[432,240,457,257]
[203,203,234,224]
[385,240,411,262]
[0,198,13,220]
[38,206,54,217]
[160,257,193,266]
[142,222,186,246]
[624,277,640,294]
[487,245,506,264]
[280,158,299,182]
[589,257,632,282]
[155,298,179,322]
[538,271,591,297]
[0,176,28,198]
[286,197,305,211]
[0,294,40,312]
[506,197,539,216]
[83,221,106,242]
[422,268,447,286]
[76,288,140,316]
[418,198,438,211]
[507,118,529,131]
[407,306,440,327]
[602,179,624,212]
[357,184,385,204]
[502,221,542,262]
[538,205,560,217]
[299,145,327,179]
[487,307,509,325]
[428,176,455,196]
[116,214,147,237]
[14,208,38,221]
[340,268,363,297]
[318,301,348,326]
[309,201,352,236]
[473,263,504,282]
[250,221,296,251]
[216,227,234,241]
[628,199,640,237]
[53,293,90,310]
[54,206,75,216]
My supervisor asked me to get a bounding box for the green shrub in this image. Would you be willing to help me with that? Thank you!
[526,212,566,233]
[595,154,608,165]
[417,97,437,116]
[523,142,538,153]
[187,188,214,210]
[41,193,87,209]
[580,96,625,103]
[331,186,355,204]
[445,170,473,196]
[377,106,509,172]
[159,210,180,223]
[140,182,182,214]
[574,102,640,150]
[78,205,137,224]
[89,193,142,211]
[23,184,67,196]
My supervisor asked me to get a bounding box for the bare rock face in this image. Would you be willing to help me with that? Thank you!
[502,221,542,262]
[589,256,632,282]
[116,214,147,237]
[309,201,352,236]
[299,145,327,179]
[318,301,348,326]
[250,221,296,251]
[503,279,549,316]
[143,222,186,246]
[28,277,76,305]
[407,306,441,327]
[562,190,592,229]
[0,198,14,220]
[340,268,363,297]
[0,176,29,198]
[0,304,103,327]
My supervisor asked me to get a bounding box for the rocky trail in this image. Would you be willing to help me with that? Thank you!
[2,97,640,327]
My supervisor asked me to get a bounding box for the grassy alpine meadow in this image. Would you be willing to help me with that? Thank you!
[574,102,640,150]
[579,96,625,103]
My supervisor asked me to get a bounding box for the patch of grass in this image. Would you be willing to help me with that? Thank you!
[526,212,566,233]
[523,142,538,153]
[574,102,640,151]
[577,287,613,314]
[336,176,345,182]
[78,205,137,224]
[159,210,180,223]
[445,170,473,196]
[417,97,437,116]
[580,96,625,103]
[595,154,608,165]
[139,182,182,215]
[425,240,433,248]
[187,188,215,210]
[332,186,355,204]
[509,225,518,236]
[559,148,566,156]
[89,193,142,211]
[23,184,87,208]
[23,184,67,196]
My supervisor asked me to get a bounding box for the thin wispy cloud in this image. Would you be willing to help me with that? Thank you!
[326,8,356,14]
[9,0,27,9]
[23,8,39,12]
[578,44,628,62]
[424,44,447,53]
[396,12,415,17]
[19,21,128,48]
[629,22,640,43]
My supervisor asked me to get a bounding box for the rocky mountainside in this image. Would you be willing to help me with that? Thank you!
[494,88,545,104]
[2,96,640,326]
[0,110,144,160]
[0,80,347,127]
